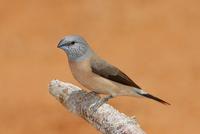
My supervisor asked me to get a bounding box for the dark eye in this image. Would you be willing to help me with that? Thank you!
[71,41,75,45]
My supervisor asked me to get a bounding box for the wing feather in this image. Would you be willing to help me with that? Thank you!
[91,58,141,89]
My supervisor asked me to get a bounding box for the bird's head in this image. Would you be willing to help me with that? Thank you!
[57,35,92,61]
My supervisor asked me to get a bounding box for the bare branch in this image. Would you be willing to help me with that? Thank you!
[48,80,146,134]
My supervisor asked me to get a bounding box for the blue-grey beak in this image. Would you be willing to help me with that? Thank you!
[57,39,65,48]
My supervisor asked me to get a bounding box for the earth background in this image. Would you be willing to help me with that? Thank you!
[0,0,199,134]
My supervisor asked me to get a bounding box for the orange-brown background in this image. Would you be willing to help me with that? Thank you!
[0,0,199,134]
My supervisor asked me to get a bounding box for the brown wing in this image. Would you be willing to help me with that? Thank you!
[90,58,141,89]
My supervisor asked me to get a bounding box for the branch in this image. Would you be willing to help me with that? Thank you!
[48,80,146,134]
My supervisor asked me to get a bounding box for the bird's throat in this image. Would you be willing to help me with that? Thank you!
[68,48,93,62]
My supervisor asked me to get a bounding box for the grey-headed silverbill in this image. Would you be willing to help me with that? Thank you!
[57,35,170,109]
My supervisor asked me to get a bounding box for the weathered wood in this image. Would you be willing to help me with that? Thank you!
[49,80,146,134]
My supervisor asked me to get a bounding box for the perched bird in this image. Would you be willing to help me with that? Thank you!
[57,35,170,108]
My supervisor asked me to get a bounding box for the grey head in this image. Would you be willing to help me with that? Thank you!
[57,35,93,61]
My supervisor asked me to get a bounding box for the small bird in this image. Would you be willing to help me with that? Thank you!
[57,35,170,108]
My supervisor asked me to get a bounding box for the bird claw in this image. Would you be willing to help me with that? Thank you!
[89,100,105,113]
[87,91,98,96]
[89,95,113,114]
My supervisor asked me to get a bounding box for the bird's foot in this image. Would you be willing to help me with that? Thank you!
[83,91,98,100]
[87,91,98,96]
[89,95,113,114]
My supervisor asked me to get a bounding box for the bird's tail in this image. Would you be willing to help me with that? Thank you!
[135,89,170,105]
[141,93,170,105]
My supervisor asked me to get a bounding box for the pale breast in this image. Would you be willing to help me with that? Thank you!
[69,59,121,95]
[69,59,92,85]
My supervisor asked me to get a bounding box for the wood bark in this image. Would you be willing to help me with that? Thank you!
[48,80,146,134]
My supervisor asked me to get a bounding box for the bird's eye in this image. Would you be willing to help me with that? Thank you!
[67,41,76,46]
[71,41,75,45]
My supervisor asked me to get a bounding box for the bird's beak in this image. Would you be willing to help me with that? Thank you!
[57,39,64,48]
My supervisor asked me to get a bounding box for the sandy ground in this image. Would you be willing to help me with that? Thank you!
[0,0,200,134]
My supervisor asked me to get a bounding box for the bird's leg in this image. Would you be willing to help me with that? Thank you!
[89,95,113,113]
[87,91,98,96]
[101,95,113,103]
[83,91,98,100]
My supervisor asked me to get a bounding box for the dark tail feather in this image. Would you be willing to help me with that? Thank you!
[141,93,170,105]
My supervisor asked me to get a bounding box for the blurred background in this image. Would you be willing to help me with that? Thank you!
[0,0,200,134]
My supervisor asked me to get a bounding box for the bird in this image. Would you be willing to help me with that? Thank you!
[57,35,170,109]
